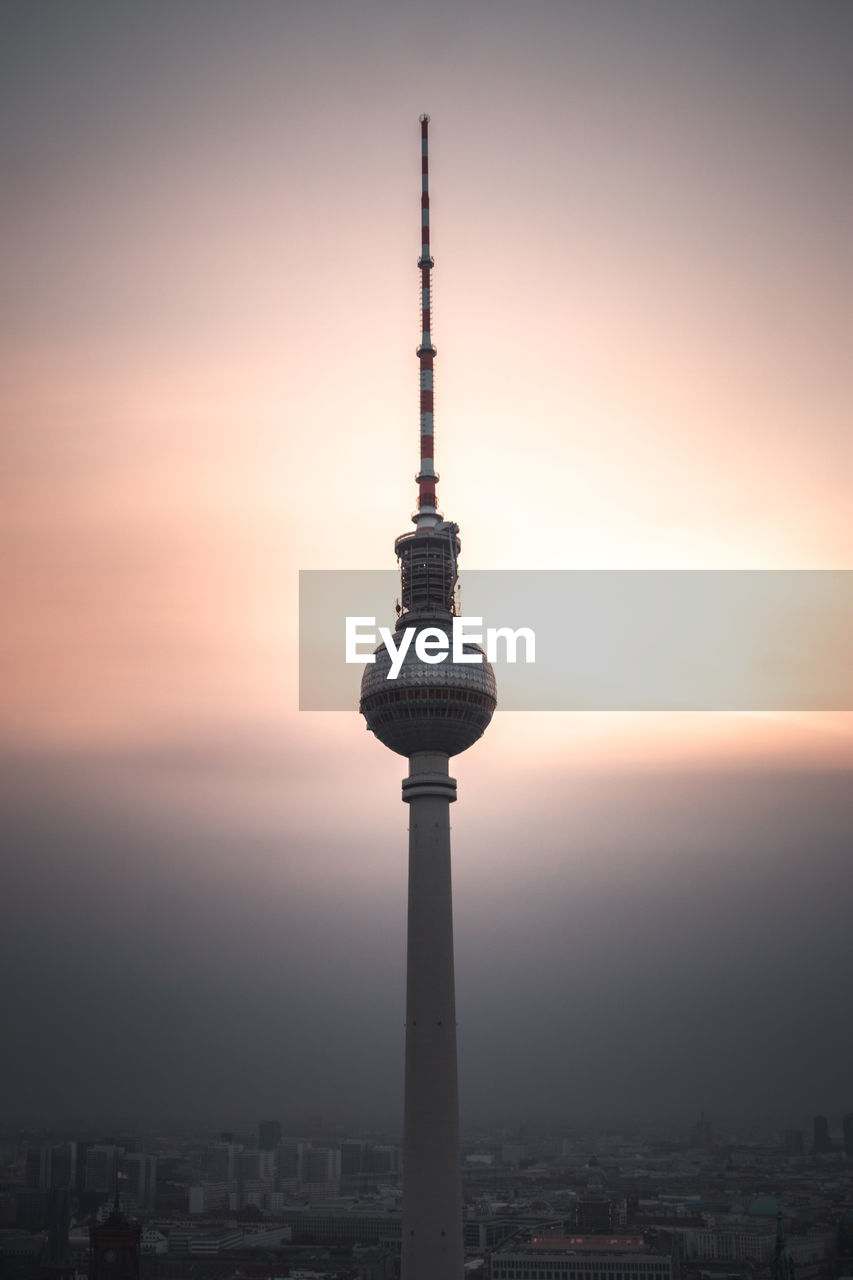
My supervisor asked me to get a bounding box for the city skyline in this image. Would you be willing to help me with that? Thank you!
[2,0,852,1133]
[7,1111,852,1280]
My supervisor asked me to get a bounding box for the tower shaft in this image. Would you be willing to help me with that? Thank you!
[401,752,463,1280]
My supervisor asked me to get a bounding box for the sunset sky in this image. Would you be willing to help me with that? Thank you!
[2,0,852,1135]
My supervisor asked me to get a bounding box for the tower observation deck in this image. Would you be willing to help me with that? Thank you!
[359,117,497,1280]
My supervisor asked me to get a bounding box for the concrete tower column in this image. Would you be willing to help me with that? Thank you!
[400,750,463,1280]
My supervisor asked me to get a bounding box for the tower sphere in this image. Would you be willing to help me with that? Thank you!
[360,622,496,757]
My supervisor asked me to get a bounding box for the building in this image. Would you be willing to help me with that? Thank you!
[691,1113,713,1149]
[235,1149,274,1181]
[188,1181,233,1215]
[273,1207,402,1250]
[89,1194,141,1280]
[275,1141,304,1182]
[165,1229,243,1255]
[465,1220,545,1256]
[116,1155,157,1212]
[204,1142,241,1181]
[85,1147,120,1195]
[301,1146,341,1198]
[576,1200,616,1235]
[25,1147,52,1192]
[489,1234,673,1280]
[0,1231,46,1280]
[359,113,497,1280]
[784,1131,805,1157]
[676,1223,778,1263]
[113,1139,144,1157]
[813,1117,832,1155]
[41,1187,75,1280]
[139,1229,168,1256]
[341,1141,366,1180]
[25,1145,77,1193]
[364,1146,400,1179]
[842,1115,853,1159]
[258,1122,282,1153]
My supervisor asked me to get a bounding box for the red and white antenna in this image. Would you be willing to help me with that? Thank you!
[414,113,439,529]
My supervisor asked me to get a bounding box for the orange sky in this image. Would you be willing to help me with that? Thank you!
[2,1,852,767]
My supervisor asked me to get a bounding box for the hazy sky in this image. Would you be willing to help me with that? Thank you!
[2,0,852,1136]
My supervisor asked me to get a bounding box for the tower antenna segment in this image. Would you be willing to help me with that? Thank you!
[415,113,438,528]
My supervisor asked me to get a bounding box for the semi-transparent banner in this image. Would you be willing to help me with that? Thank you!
[299,570,853,711]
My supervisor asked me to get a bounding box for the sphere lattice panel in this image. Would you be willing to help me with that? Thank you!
[360,624,497,757]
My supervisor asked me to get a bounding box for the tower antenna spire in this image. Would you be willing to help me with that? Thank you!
[415,113,438,528]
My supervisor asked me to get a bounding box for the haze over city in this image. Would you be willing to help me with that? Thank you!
[2,0,852,1135]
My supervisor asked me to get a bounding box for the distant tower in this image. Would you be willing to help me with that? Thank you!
[360,115,497,1280]
[836,1209,853,1279]
[770,1210,795,1280]
[89,1182,141,1280]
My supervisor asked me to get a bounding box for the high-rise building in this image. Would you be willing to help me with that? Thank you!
[365,1145,400,1178]
[85,1146,120,1194]
[43,1188,75,1280]
[258,1120,282,1152]
[340,1141,365,1179]
[276,1141,304,1181]
[359,115,497,1280]
[25,1145,52,1190]
[205,1141,241,1181]
[813,1115,832,1154]
[50,1143,77,1191]
[784,1129,805,1157]
[302,1145,341,1190]
[236,1149,263,1181]
[233,1147,275,1180]
[117,1154,157,1211]
[692,1111,714,1149]
[75,1143,91,1193]
[842,1113,853,1158]
[114,1137,144,1155]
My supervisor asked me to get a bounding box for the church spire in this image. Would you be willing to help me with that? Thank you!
[770,1209,795,1280]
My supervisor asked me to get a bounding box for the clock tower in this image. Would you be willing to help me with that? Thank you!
[89,1188,141,1280]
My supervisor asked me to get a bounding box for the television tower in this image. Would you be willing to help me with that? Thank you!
[360,116,497,1280]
